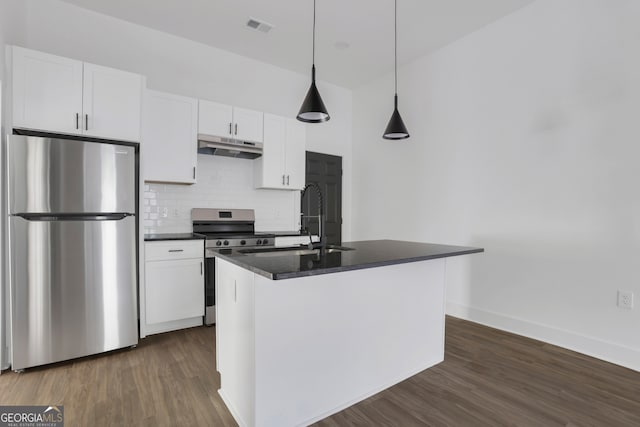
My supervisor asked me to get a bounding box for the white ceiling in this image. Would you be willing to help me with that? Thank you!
[58,0,535,88]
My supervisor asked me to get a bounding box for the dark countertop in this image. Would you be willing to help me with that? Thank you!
[213,239,484,280]
[144,233,205,241]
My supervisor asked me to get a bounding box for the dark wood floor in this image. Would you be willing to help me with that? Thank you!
[1,317,638,426]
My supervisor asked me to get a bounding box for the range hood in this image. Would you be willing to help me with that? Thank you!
[197,134,263,159]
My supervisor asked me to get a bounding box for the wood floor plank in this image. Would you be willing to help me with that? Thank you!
[1,318,638,426]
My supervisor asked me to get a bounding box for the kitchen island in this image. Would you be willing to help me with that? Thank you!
[214,240,483,427]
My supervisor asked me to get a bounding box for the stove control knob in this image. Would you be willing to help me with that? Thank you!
[240,240,246,245]
[216,240,222,246]
[262,239,269,245]
[223,240,229,246]
[256,239,262,245]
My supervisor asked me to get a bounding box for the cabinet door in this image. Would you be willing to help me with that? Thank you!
[142,90,198,184]
[285,119,306,190]
[82,63,143,141]
[233,107,263,143]
[12,46,83,135]
[145,258,204,325]
[215,258,255,389]
[256,114,286,189]
[199,100,233,138]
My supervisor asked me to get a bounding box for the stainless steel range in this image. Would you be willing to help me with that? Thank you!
[192,208,274,325]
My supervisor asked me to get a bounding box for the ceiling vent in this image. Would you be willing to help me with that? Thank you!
[246,17,273,33]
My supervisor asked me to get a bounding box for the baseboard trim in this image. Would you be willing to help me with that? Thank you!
[142,316,203,337]
[446,302,640,372]
[219,389,249,427]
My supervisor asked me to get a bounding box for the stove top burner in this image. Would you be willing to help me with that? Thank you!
[192,208,275,249]
[203,234,275,249]
[200,233,266,240]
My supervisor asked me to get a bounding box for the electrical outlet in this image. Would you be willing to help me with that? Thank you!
[161,207,168,218]
[617,290,634,310]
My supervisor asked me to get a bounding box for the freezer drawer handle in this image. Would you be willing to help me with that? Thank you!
[168,249,184,253]
[15,213,130,221]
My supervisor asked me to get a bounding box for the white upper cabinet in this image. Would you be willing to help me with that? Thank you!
[198,99,263,143]
[12,46,83,135]
[82,63,143,141]
[142,89,198,184]
[198,100,233,138]
[259,114,287,188]
[285,120,306,189]
[254,113,306,190]
[233,107,264,143]
[11,46,143,142]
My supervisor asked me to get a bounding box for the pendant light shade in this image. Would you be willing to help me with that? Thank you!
[383,95,409,139]
[383,0,409,140]
[297,65,330,122]
[297,0,330,123]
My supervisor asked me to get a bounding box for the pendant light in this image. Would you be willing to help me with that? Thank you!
[383,0,409,140]
[297,0,330,123]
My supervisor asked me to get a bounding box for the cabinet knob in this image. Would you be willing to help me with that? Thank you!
[286,175,290,185]
[234,123,238,135]
[85,114,89,131]
[75,113,80,130]
[229,122,232,135]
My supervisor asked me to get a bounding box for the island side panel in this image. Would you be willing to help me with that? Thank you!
[253,259,447,427]
[216,258,256,427]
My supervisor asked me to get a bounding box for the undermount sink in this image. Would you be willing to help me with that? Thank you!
[238,245,355,257]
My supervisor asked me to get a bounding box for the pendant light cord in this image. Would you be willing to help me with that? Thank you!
[394,0,398,96]
[312,0,316,67]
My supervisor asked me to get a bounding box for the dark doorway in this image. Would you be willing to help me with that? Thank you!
[304,151,342,245]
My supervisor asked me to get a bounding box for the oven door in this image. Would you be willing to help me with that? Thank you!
[204,251,216,325]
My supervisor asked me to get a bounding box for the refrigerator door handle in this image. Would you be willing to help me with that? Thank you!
[15,213,131,221]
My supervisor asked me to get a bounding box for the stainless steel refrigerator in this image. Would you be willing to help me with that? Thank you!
[7,134,138,370]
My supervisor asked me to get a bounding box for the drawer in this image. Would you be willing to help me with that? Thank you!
[145,240,204,261]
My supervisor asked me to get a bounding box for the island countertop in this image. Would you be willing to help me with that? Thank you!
[212,239,483,280]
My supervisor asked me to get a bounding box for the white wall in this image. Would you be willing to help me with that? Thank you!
[352,0,640,371]
[20,0,353,236]
[0,0,27,371]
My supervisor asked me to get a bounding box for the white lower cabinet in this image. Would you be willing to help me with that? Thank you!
[143,240,204,336]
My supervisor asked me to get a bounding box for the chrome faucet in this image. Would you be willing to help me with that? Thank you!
[300,183,324,249]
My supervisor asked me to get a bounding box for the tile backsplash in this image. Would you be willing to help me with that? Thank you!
[143,154,299,234]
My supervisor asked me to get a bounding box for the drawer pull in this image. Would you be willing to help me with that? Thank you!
[168,249,184,253]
